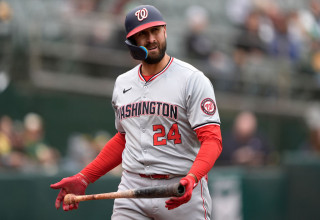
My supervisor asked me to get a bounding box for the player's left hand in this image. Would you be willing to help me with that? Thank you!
[50,173,89,211]
[165,175,196,210]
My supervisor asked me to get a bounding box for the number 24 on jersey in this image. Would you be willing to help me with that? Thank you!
[153,123,182,146]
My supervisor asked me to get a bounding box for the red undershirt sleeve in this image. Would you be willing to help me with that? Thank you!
[80,132,126,183]
[188,124,222,182]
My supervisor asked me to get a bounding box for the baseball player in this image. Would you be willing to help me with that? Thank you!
[51,5,222,220]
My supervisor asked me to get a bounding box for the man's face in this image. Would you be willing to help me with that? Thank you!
[132,25,167,64]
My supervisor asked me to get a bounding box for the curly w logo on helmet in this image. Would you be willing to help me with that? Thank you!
[135,8,148,21]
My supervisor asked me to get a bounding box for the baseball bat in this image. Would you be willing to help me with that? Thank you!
[64,182,185,205]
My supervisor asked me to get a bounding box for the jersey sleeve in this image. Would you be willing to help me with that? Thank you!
[189,124,222,181]
[112,77,125,134]
[185,71,220,130]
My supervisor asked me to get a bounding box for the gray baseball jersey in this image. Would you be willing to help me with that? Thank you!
[112,57,220,175]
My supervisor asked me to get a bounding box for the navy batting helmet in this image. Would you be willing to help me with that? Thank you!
[124,5,166,60]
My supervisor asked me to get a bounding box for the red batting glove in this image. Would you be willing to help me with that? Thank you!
[50,173,90,211]
[165,175,196,210]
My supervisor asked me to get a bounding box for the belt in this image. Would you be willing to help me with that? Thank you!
[125,170,181,180]
[139,174,171,179]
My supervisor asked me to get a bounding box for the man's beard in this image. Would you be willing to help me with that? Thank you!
[145,41,167,64]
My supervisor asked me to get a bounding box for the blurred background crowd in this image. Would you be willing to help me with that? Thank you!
[1,0,320,176]
[0,112,119,175]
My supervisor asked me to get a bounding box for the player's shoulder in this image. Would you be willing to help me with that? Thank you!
[115,65,140,82]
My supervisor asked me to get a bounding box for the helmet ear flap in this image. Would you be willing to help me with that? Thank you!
[125,39,148,60]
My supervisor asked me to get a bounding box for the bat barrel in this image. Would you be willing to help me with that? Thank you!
[134,182,185,198]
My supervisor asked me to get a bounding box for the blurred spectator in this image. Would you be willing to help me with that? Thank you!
[301,104,320,155]
[298,0,320,42]
[0,1,11,21]
[0,115,26,170]
[0,115,13,164]
[0,1,13,90]
[110,0,132,15]
[226,0,253,27]
[267,13,301,63]
[233,10,267,67]
[297,39,320,99]
[109,6,130,51]
[207,50,237,92]
[293,1,320,99]
[218,111,270,166]
[22,113,60,173]
[184,5,236,91]
[86,21,113,49]
[61,0,101,18]
[232,10,270,95]
[23,113,45,159]
[184,5,213,60]
[262,9,301,98]
[287,10,309,56]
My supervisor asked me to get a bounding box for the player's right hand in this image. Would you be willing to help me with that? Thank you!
[165,174,196,210]
[50,173,90,211]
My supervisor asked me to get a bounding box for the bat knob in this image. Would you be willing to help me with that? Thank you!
[64,194,76,205]
[177,184,185,197]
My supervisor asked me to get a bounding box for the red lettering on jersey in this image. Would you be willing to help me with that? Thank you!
[167,123,182,144]
[153,124,167,146]
[153,124,182,146]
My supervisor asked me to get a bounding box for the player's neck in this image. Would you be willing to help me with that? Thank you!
[141,54,170,76]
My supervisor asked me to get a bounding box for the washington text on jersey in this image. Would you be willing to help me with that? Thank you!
[116,101,178,121]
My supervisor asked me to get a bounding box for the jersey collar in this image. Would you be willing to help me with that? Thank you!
[138,57,174,83]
